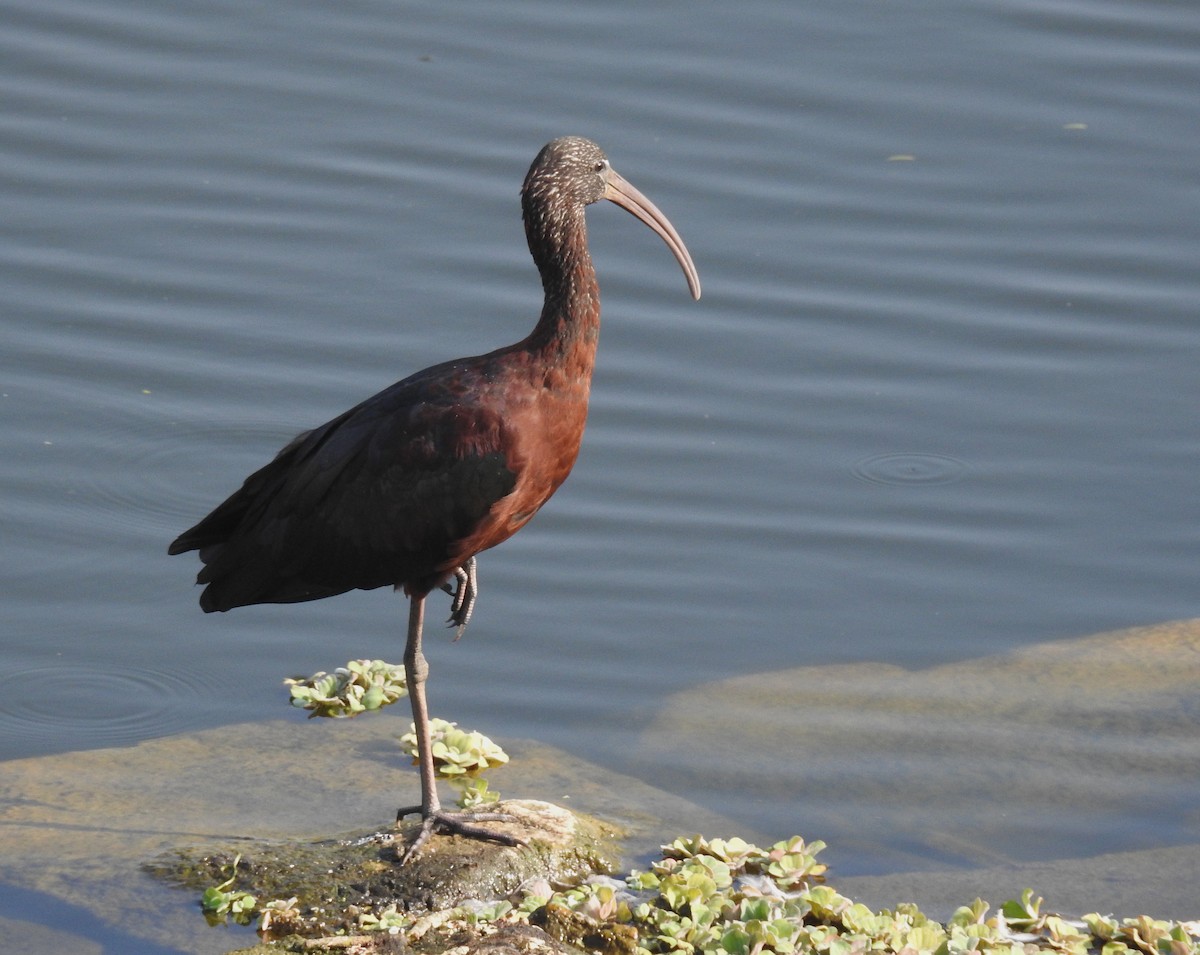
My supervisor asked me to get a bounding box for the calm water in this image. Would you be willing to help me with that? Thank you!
[3,0,1198,946]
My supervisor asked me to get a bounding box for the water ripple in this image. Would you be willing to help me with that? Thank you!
[850,452,969,487]
[0,662,219,749]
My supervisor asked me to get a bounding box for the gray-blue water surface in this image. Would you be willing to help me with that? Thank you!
[3,0,1198,945]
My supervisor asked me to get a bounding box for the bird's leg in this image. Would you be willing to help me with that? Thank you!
[440,556,478,639]
[395,591,525,864]
[397,595,440,819]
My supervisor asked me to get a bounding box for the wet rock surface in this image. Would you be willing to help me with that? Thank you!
[147,800,620,947]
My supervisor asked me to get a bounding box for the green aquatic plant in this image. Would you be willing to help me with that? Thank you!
[199,854,257,926]
[399,717,510,777]
[658,834,828,889]
[1082,913,1198,955]
[284,659,407,718]
[1002,887,1046,929]
[398,717,510,807]
[538,837,1200,955]
[450,774,503,809]
[544,835,831,955]
[358,902,409,933]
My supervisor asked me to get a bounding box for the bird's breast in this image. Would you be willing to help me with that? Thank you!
[475,371,590,541]
[511,377,590,504]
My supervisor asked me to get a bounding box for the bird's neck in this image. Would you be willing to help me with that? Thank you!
[524,205,601,365]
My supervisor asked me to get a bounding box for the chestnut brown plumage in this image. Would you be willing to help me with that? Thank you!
[169,136,701,859]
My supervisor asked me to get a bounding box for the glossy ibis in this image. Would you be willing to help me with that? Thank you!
[169,136,701,859]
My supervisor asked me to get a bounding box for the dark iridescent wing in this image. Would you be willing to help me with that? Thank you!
[170,366,518,611]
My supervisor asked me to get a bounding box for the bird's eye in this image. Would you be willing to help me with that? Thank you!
[594,160,607,173]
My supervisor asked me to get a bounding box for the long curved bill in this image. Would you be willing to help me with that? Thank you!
[603,169,702,300]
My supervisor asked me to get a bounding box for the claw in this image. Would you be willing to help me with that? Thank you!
[440,557,478,639]
[396,805,525,864]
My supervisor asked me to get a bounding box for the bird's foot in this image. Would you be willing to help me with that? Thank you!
[440,557,477,639]
[395,803,525,864]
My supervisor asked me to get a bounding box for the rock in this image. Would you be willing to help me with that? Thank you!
[394,801,616,911]
[147,799,620,942]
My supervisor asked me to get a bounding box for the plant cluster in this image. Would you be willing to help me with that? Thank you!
[542,837,1197,955]
[198,854,257,926]
[399,717,510,777]
[284,659,408,718]
[549,834,830,954]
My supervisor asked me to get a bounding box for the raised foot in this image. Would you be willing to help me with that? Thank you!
[440,557,478,638]
[395,804,527,864]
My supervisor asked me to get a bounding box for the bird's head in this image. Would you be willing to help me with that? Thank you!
[522,137,701,301]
